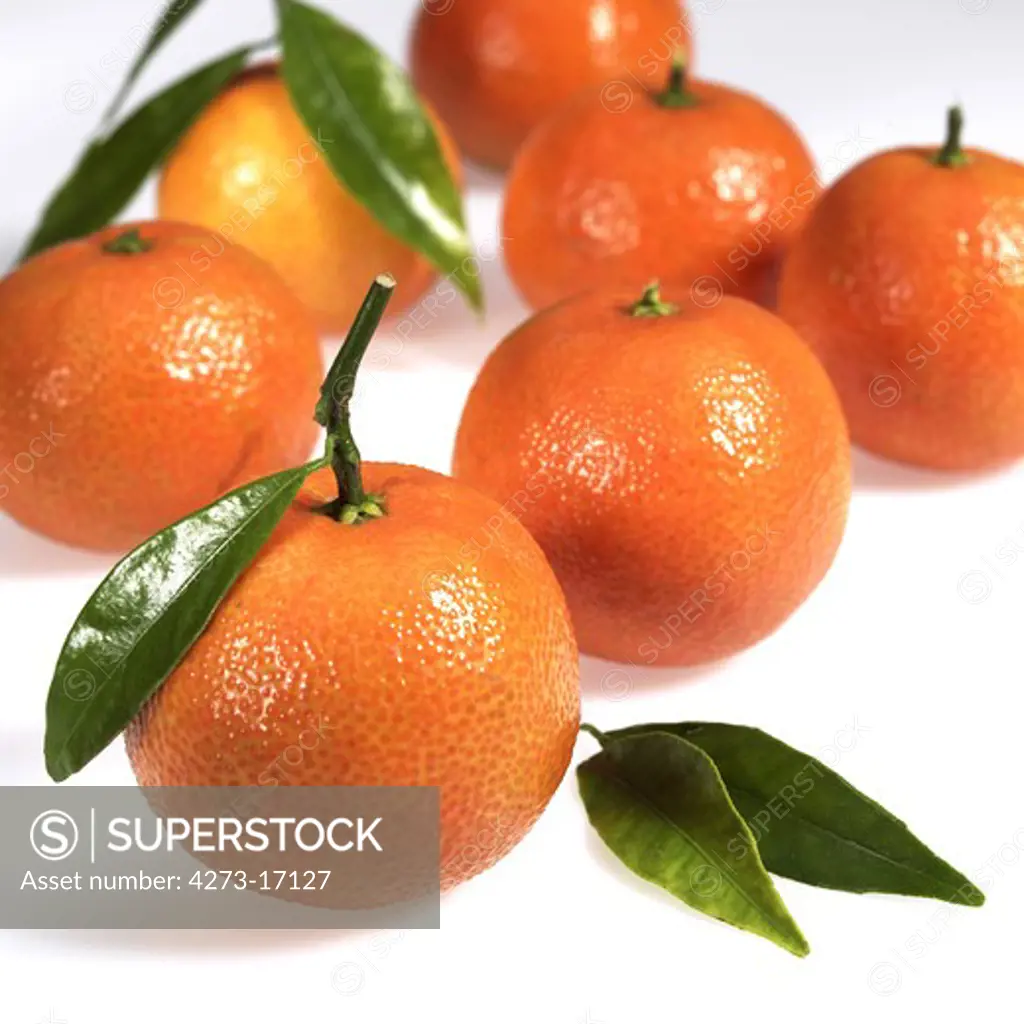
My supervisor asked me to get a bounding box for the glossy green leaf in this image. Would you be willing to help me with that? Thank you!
[44,459,323,782]
[276,0,482,311]
[19,46,250,262]
[578,730,810,957]
[614,723,984,907]
[100,0,210,126]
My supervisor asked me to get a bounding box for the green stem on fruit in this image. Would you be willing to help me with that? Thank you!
[314,273,396,524]
[581,723,611,747]
[934,106,970,169]
[102,228,154,254]
[653,51,699,110]
[628,281,679,318]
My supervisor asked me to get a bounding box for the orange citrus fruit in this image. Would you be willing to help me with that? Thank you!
[0,220,320,552]
[158,66,462,335]
[411,0,691,170]
[454,284,851,667]
[503,63,818,312]
[778,107,1024,471]
[126,462,581,890]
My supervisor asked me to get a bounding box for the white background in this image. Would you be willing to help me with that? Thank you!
[2,1,1023,1021]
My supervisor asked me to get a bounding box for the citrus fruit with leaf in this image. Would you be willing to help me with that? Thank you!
[124,459,579,889]
[454,284,851,666]
[158,65,464,335]
[0,220,320,552]
[410,0,691,170]
[778,107,1024,471]
[503,61,818,311]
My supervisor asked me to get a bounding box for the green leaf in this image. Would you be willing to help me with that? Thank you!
[578,729,810,957]
[614,723,985,907]
[44,459,323,782]
[100,0,211,126]
[19,46,250,263]
[275,0,481,311]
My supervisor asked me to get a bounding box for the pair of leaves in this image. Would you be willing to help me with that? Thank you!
[19,0,480,309]
[579,723,983,957]
[45,459,323,782]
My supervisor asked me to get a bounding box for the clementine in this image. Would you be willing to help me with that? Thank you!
[0,220,321,552]
[126,277,581,892]
[778,107,1024,471]
[453,283,851,667]
[410,0,690,170]
[503,61,818,312]
[157,66,462,335]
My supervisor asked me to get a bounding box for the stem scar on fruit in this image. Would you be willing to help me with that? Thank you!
[628,280,679,317]
[314,272,396,524]
[101,227,155,254]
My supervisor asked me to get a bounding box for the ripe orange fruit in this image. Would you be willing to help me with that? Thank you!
[503,63,817,312]
[410,0,690,170]
[778,107,1024,471]
[453,284,851,667]
[0,220,320,552]
[126,463,580,890]
[157,66,462,335]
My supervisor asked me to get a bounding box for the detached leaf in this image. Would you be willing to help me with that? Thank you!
[100,0,211,126]
[276,0,481,311]
[45,460,322,782]
[616,723,984,907]
[578,730,810,957]
[20,46,250,262]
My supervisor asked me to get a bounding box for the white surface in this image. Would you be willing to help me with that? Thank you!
[2,1,1024,1021]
